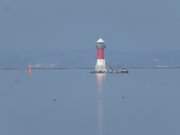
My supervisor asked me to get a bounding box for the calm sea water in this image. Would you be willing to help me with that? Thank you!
[1,69,180,135]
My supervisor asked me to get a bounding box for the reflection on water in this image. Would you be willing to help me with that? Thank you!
[26,64,32,76]
[96,73,106,135]
[96,73,106,91]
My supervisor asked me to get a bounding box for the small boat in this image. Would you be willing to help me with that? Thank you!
[120,68,128,73]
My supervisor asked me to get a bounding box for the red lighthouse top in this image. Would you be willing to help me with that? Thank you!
[96,38,106,59]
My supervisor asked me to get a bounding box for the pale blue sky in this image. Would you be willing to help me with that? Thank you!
[0,0,180,64]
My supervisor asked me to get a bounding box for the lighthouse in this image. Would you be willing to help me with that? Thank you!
[95,38,107,73]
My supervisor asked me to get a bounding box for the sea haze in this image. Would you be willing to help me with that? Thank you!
[0,49,180,68]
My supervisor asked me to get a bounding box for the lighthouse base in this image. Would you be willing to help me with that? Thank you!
[95,59,107,73]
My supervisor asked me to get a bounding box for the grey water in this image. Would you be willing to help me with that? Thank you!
[1,69,180,135]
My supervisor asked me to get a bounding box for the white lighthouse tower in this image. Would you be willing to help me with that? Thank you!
[95,38,107,73]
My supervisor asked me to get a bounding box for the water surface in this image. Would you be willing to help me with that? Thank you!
[1,69,180,135]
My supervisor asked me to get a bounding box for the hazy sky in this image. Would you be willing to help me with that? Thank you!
[0,0,180,59]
